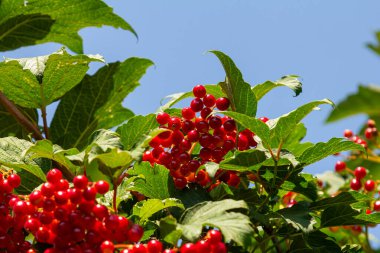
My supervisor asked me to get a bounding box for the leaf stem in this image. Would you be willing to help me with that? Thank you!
[41,106,50,139]
[0,92,44,140]
[113,181,118,214]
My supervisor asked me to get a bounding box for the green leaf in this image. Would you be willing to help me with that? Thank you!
[23,139,79,174]
[159,216,182,246]
[252,75,302,100]
[277,203,315,232]
[209,182,234,200]
[298,138,365,166]
[320,205,380,227]
[51,58,152,149]
[0,137,46,181]
[0,137,49,193]
[221,111,271,148]
[0,14,54,52]
[0,104,38,138]
[269,99,333,147]
[126,162,175,200]
[0,48,104,108]
[282,123,313,157]
[367,31,380,56]
[309,192,371,211]
[210,50,257,116]
[178,199,253,249]
[281,173,318,201]
[203,162,219,178]
[326,85,380,122]
[132,198,184,224]
[159,85,224,112]
[220,149,267,172]
[117,114,159,151]
[93,148,132,169]
[290,231,342,253]
[0,0,136,53]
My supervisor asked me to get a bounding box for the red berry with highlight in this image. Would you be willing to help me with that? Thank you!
[193,85,207,98]
[215,97,230,111]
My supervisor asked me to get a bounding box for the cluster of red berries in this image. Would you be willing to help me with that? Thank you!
[334,162,377,192]
[100,229,226,253]
[143,85,263,190]
[343,119,378,149]
[1,169,144,253]
[0,172,32,252]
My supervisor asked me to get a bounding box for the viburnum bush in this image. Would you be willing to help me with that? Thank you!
[0,1,380,252]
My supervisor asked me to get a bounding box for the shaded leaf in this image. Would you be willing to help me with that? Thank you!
[326,85,380,123]
[281,173,318,201]
[51,58,152,149]
[310,192,371,211]
[277,202,315,232]
[0,0,136,53]
[0,14,54,52]
[252,75,302,100]
[159,216,182,246]
[290,231,342,253]
[179,199,253,249]
[320,205,380,227]
[210,50,257,117]
[0,104,38,138]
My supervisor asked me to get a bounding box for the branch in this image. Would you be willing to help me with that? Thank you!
[41,106,50,139]
[0,92,44,140]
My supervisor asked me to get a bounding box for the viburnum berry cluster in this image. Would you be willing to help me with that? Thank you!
[100,229,226,253]
[1,169,146,253]
[143,85,266,190]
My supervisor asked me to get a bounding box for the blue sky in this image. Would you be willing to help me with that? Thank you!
[3,0,380,244]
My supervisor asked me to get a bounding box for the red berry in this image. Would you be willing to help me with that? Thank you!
[343,129,353,138]
[95,180,110,195]
[182,107,195,120]
[368,119,376,128]
[100,240,114,253]
[190,98,204,112]
[73,175,88,189]
[215,97,230,111]
[46,169,63,184]
[334,161,346,172]
[127,224,144,243]
[41,182,55,197]
[207,229,222,244]
[208,116,222,129]
[365,128,373,139]
[200,107,212,119]
[174,177,187,189]
[203,94,216,107]
[193,85,207,98]
[195,240,211,252]
[156,112,170,125]
[365,180,376,192]
[259,117,269,123]
[147,239,163,253]
[7,174,21,188]
[350,178,362,191]
[180,243,197,253]
[168,117,182,130]
[354,167,367,180]
[374,200,380,211]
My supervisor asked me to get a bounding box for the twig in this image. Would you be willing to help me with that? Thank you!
[113,181,118,214]
[0,92,43,140]
[41,106,50,139]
